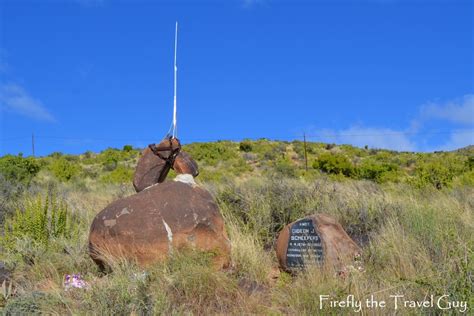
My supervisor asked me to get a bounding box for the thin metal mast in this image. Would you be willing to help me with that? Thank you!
[172,21,178,138]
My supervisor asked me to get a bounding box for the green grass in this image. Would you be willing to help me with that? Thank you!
[0,140,473,314]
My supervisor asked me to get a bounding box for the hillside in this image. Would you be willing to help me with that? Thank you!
[0,140,473,314]
[2,139,473,189]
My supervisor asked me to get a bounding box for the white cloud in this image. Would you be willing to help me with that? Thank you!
[0,83,55,122]
[307,126,416,152]
[421,94,474,125]
[303,94,473,152]
[433,130,474,152]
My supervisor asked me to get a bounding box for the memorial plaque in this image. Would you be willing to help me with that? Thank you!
[286,218,324,269]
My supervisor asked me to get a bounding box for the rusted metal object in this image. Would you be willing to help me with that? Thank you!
[88,181,231,270]
[275,214,361,273]
[133,138,181,192]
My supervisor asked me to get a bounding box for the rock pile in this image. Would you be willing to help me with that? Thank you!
[89,138,230,269]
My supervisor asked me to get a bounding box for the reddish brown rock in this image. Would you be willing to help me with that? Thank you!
[133,138,181,192]
[275,214,361,272]
[89,181,231,269]
[133,137,199,192]
[173,151,199,177]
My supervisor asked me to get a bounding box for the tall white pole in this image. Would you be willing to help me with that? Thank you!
[172,21,178,138]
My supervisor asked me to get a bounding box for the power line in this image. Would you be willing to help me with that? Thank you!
[0,129,472,143]
[0,129,474,142]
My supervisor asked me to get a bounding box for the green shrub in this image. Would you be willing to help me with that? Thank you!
[313,152,354,177]
[356,159,401,183]
[228,157,253,175]
[466,156,474,170]
[0,155,40,185]
[123,144,133,152]
[100,148,121,171]
[1,192,71,251]
[49,158,80,181]
[452,170,474,187]
[413,161,455,189]
[48,152,63,159]
[184,142,238,166]
[248,140,287,161]
[273,158,297,178]
[4,292,64,315]
[101,165,133,184]
[83,150,94,159]
[239,140,253,152]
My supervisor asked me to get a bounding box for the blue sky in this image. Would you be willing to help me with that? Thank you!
[0,0,472,156]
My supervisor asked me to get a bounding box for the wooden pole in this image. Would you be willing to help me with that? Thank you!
[32,133,35,157]
[303,133,308,172]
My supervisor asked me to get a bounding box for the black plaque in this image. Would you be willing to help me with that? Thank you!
[286,218,324,269]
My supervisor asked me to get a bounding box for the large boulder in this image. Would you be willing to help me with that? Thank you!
[89,180,231,269]
[275,214,361,273]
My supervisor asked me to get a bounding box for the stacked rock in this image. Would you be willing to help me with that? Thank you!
[88,138,230,270]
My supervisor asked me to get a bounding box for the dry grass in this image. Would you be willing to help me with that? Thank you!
[1,175,472,315]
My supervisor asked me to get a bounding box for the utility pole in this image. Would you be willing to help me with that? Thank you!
[32,133,35,157]
[303,133,308,172]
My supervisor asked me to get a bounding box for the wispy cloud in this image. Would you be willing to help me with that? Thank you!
[421,94,474,126]
[308,126,416,152]
[433,129,474,152]
[303,94,473,152]
[0,83,56,122]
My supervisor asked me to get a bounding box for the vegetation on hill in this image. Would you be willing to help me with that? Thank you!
[0,140,473,314]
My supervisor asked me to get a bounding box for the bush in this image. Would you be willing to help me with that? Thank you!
[0,175,27,226]
[48,152,63,159]
[413,161,454,189]
[4,292,64,315]
[184,142,238,166]
[239,141,253,152]
[101,165,133,184]
[356,159,401,183]
[100,148,121,171]
[123,145,133,152]
[313,152,354,177]
[0,155,40,185]
[273,158,297,178]
[466,156,474,170]
[1,192,72,251]
[49,158,80,182]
